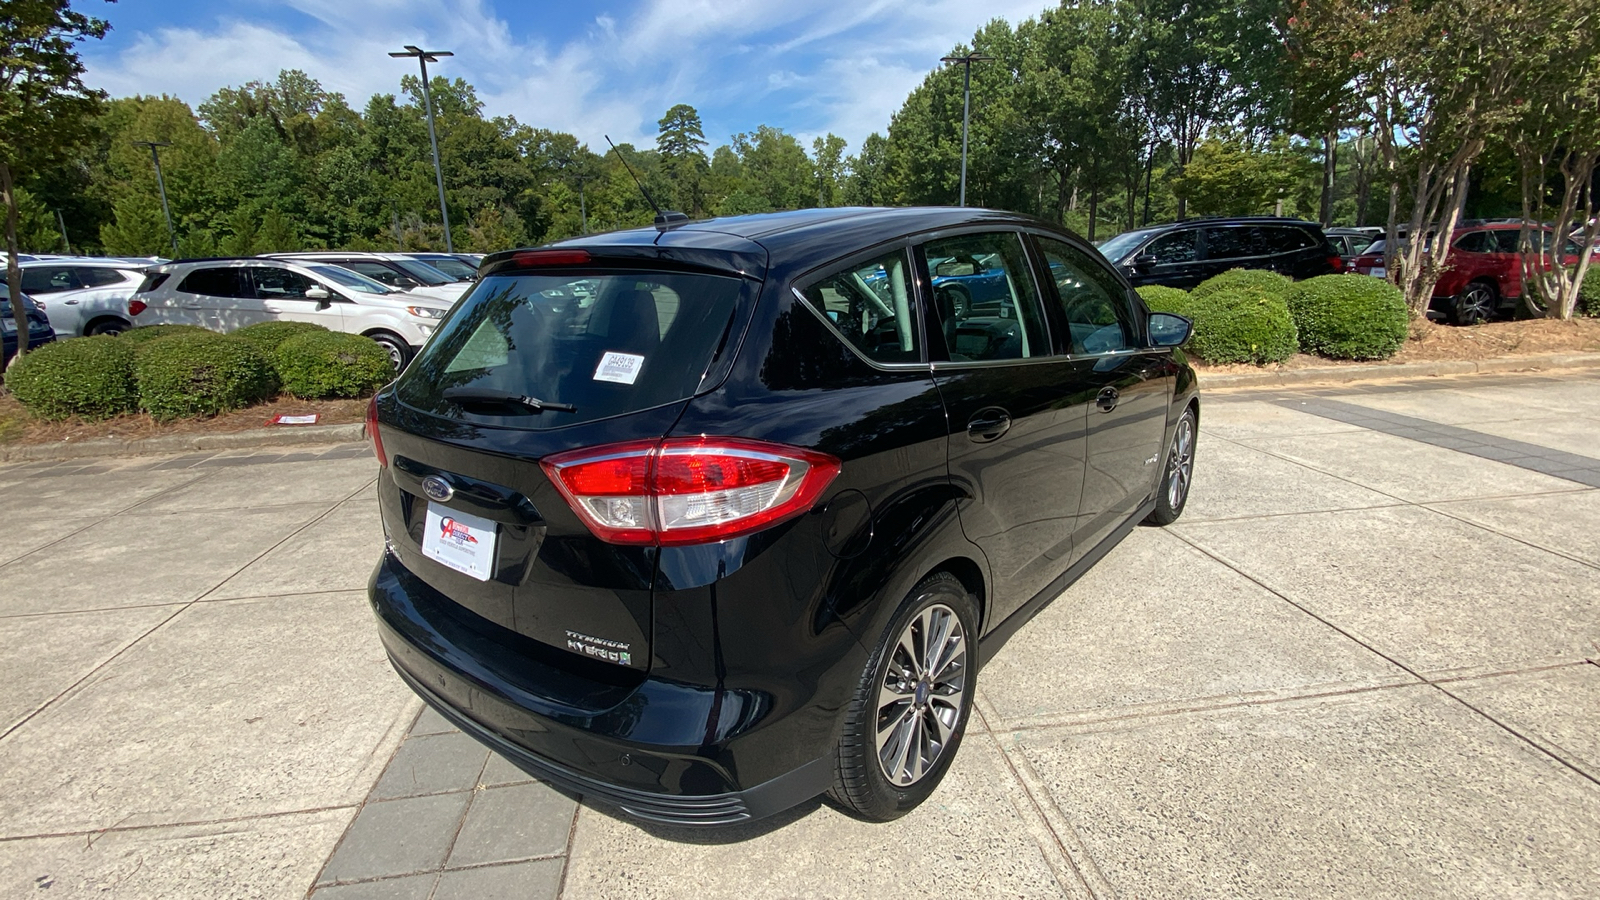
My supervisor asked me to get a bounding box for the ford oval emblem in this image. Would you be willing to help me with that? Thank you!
[421,475,454,503]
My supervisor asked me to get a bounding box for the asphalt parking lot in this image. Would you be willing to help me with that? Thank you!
[1,372,1597,899]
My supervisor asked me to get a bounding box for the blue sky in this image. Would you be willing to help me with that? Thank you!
[81,0,1049,155]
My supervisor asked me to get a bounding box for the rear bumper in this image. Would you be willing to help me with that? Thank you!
[369,550,835,826]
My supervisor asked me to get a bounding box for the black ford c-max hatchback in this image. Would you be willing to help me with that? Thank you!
[367,206,1199,825]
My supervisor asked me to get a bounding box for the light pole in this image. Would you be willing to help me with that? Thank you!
[132,140,178,256]
[941,52,994,207]
[389,45,455,252]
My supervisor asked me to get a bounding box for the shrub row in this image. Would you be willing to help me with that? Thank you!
[5,322,394,422]
[1138,269,1408,365]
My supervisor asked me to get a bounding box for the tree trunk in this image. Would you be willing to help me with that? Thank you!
[1142,145,1155,226]
[0,161,28,367]
[1088,169,1100,243]
[1319,131,1337,227]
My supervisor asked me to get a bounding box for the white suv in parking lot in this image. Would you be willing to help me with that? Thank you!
[0,259,149,337]
[132,257,453,369]
[260,252,472,302]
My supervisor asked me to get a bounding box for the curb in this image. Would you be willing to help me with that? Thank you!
[0,423,367,464]
[1198,351,1600,390]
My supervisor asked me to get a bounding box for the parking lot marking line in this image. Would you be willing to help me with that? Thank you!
[1170,531,1600,792]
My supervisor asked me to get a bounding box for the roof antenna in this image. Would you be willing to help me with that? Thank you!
[604,134,689,231]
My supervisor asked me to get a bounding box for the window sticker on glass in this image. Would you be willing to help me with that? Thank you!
[594,351,645,384]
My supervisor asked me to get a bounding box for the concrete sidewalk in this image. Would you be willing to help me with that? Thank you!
[1,374,1598,899]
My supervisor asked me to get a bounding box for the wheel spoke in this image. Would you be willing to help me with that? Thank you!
[873,601,970,787]
[928,700,958,746]
[886,711,917,783]
[923,609,955,679]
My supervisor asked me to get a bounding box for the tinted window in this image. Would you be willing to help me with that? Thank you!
[1454,231,1493,253]
[391,258,455,285]
[1491,230,1520,253]
[1203,227,1261,260]
[250,267,315,299]
[921,232,1048,362]
[177,268,248,297]
[798,248,919,364]
[21,267,77,293]
[1266,227,1317,253]
[341,261,415,287]
[1036,237,1131,355]
[1144,230,1198,264]
[396,270,745,430]
[1098,227,1160,261]
[77,267,130,288]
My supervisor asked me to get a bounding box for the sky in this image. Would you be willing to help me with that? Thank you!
[80,0,1051,156]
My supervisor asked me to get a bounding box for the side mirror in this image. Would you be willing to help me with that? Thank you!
[1148,312,1192,348]
[305,286,331,300]
[1131,252,1158,269]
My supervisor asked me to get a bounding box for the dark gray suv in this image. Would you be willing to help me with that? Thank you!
[1097,217,1341,290]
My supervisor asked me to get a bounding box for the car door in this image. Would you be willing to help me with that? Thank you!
[1125,228,1206,288]
[168,266,250,328]
[247,266,346,332]
[19,266,84,335]
[1032,235,1173,564]
[924,229,1093,619]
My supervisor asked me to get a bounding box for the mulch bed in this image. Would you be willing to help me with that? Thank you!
[0,395,367,447]
[1194,317,1600,375]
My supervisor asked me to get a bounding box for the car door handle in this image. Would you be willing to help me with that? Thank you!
[966,409,1012,442]
[64,299,79,305]
[1097,387,1120,412]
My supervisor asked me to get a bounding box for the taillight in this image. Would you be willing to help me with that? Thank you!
[128,299,147,316]
[366,397,388,467]
[542,438,842,546]
[511,249,591,267]
[1328,255,1343,272]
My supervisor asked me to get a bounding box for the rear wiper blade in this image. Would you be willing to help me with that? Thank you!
[441,387,577,414]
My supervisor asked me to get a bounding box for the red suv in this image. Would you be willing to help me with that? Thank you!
[1351,222,1580,324]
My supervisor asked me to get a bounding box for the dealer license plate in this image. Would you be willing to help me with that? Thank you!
[421,503,497,581]
[1370,267,1386,279]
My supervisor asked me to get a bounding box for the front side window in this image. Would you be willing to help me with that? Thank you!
[250,267,315,299]
[1144,230,1198,264]
[176,267,247,298]
[1036,237,1133,355]
[797,248,919,364]
[921,232,1048,362]
[21,268,77,294]
[342,261,416,288]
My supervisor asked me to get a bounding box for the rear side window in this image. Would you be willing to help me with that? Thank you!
[177,268,248,297]
[22,268,77,293]
[136,272,170,294]
[1266,227,1317,252]
[77,268,129,288]
[396,270,746,430]
[1203,227,1260,260]
[797,248,919,364]
[921,232,1048,362]
[1454,231,1492,253]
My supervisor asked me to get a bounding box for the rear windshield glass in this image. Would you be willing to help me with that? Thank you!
[396,270,746,429]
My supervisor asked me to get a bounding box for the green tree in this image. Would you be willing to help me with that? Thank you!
[98,194,166,255]
[0,0,110,361]
[729,126,814,212]
[464,205,528,252]
[1175,133,1318,217]
[844,133,890,206]
[657,104,709,215]
[811,133,848,207]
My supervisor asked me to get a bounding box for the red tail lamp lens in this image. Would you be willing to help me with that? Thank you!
[128,299,147,316]
[511,249,592,267]
[366,397,388,467]
[542,438,841,546]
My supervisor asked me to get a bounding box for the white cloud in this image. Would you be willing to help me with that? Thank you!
[84,0,1054,156]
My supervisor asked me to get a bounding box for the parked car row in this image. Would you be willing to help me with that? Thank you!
[1095,216,1343,289]
[0,251,483,367]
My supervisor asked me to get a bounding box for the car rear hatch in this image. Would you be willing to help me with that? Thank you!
[373,242,765,679]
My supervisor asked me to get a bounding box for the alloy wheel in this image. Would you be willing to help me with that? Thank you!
[875,603,967,787]
[1167,414,1194,511]
[1458,285,1495,324]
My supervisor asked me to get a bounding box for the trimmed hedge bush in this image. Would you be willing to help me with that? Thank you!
[134,332,279,420]
[1183,288,1299,365]
[235,321,330,354]
[1192,268,1294,300]
[273,331,394,399]
[1579,272,1600,317]
[1136,284,1191,314]
[4,336,138,421]
[120,324,213,346]
[1285,274,1408,360]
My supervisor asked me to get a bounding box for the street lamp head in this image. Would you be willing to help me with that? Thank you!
[390,45,453,63]
[941,52,996,64]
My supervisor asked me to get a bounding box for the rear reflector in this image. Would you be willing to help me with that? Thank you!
[366,397,388,467]
[542,438,841,546]
[128,299,147,316]
[511,249,592,267]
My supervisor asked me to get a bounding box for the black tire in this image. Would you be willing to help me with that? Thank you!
[830,571,977,822]
[367,331,412,371]
[1145,406,1196,526]
[84,318,130,337]
[1453,282,1497,326]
